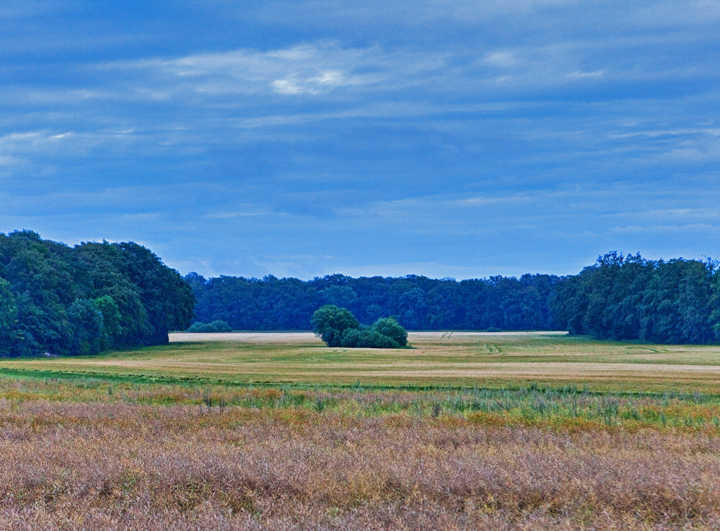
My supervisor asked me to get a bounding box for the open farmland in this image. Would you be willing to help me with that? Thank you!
[2,333,720,529]
[1,332,720,393]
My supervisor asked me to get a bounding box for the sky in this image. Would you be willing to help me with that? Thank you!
[1,0,719,280]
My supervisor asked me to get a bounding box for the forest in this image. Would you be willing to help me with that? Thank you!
[185,271,561,332]
[0,230,194,357]
[2,229,720,358]
[188,252,720,345]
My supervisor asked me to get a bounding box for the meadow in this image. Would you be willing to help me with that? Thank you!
[2,332,720,529]
[2,331,720,393]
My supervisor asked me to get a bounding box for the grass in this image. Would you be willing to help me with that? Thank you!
[2,331,720,393]
[1,375,720,430]
[3,332,720,528]
[2,377,720,529]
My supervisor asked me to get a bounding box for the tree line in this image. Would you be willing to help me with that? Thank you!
[185,272,562,332]
[2,230,719,356]
[0,231,194,356]
[550,252,720,344]
[187,253,720,345]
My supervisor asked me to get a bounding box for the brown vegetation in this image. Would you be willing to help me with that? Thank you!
[1,395,720,529]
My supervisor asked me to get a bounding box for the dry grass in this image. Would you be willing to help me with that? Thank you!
[2,398,720,530]
[2,332,720,393]
[3,334,720,528]
[0,377,719,529]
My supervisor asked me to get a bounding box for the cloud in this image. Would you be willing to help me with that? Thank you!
[206,211,275,219]
[93,43,396,100]
[1,0,719,279]
[565,70,605,78]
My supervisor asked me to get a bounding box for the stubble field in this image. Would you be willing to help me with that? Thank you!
[2,331,720,393]
[2,332,720,529]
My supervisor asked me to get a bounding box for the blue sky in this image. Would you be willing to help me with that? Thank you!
[1,0,719,279]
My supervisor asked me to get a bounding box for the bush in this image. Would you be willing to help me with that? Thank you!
[311,305,408,348]
[186,320,232,333]
[341,328,400,348]
[370,317,408,347]
[311,305,360,347]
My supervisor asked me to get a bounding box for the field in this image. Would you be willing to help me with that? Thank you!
[2,332,720,529]
[2,331,720,393]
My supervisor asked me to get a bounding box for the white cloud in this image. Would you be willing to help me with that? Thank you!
[565,70,605,78]
[483,51,517,68]
[94,43,446,100]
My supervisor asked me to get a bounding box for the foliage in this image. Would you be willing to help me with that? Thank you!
[367,316,408,346]
[0,230,194,356]
[551,252,720,344]
[311,305,408,348]
[340,327,400,348]
[310,305,360,347]
[0,278,22,355]
[188,272,561,332]
[186,320,232,333]
[189,251,720,344]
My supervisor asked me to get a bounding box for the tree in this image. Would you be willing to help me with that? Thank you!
[0,278,22,356]
[311,305,359,347]
[68,298,105,356]
[0,231,196,356]
[311,305,410,348]
[370,316,408,347]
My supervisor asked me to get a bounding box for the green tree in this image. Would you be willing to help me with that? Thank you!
[0,278,22,355]
[341,328,399,348]
[311,305,360,347]
[370,316,408,347]
[312,305,410,348]
[68,298,105,355]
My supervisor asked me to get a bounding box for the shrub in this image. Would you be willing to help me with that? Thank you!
[370,317,408,347]
[311,306,408,348]
[311,305,360,347]
[341,328,400,348]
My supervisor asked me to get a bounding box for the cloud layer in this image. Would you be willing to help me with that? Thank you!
[1,0,718,278]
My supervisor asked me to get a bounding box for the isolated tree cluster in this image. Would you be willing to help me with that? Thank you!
[0,231,194,357]
[311,305,408,348]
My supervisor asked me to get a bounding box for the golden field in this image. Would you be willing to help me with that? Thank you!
[1,332,720,393]
[1,333,720,529]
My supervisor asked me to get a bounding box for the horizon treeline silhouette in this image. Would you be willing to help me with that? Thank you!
[2,229,719,357]
[187,252,720,344]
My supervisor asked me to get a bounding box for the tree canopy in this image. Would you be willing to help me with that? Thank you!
[0,231,194,356]
[187,272,560,332]
[551,252,720,344]
[187,252,720,345]
[311,305,408,348]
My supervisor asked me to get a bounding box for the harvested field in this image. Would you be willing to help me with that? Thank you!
[2,332,720,393]
[3,333,720,528]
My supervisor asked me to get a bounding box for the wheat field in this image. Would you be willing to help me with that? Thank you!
[1,332,720,393]
[2,333,720,529]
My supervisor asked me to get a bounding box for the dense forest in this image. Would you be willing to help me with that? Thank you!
[185,272,561,332]
[2,229,720,356]
[551,252,720,344]
[188,253,720,345]
[0,231,194,357]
